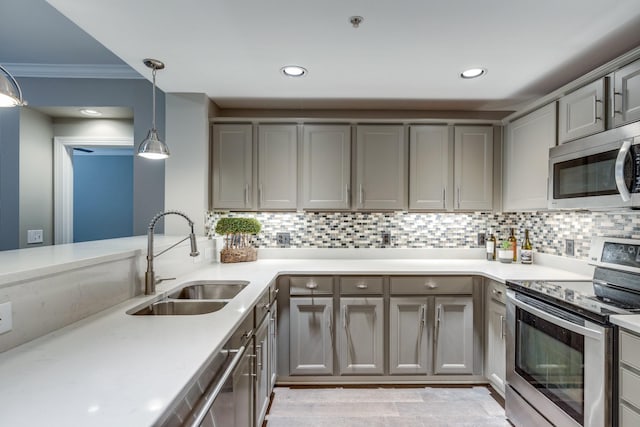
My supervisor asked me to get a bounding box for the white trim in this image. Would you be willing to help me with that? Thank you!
[2,63,142,79]
[53,137,134,245]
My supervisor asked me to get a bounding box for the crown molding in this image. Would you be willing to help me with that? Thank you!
[1,63,143,79]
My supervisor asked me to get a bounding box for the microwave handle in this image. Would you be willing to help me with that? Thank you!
[615,139,632,202]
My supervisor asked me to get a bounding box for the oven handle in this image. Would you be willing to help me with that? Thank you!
[187,344,248,427]
[506,292,603,340]
[615,139,632,202]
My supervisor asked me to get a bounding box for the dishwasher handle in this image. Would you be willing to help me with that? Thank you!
[187,345,248,427]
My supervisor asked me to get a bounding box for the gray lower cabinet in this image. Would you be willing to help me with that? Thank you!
[389,297,429,374]
[433,296,474,374]
[269,302,278,391]
[233,339,254,427]
[254,316,270,426]
[289,297,333,375]
[485,297,506,395]
[338,297,384,374]
[619,329,640,426]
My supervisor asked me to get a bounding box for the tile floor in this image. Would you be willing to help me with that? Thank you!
[266,386,510,426]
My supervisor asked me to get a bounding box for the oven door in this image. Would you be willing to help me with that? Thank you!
[506,290,611,427]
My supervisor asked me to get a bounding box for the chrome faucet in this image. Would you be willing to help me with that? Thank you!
[145,210,199,295]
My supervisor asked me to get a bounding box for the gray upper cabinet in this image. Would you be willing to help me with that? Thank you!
[612,59,640,127]
[212,124,254,210]
[454,126,493,211]
[409,125,453,210]
[258,125,297,210]
[558,78,606,143]
[355,125,407,210]
[503,103,557,211]
[301,125,351,210]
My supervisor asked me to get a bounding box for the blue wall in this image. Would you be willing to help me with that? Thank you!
[73,154,133,242]
[0,77,165,250]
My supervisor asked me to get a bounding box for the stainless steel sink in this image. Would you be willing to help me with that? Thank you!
[129,300,227,316]
[167,280,249,300]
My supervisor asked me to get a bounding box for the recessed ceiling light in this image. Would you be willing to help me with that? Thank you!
[80,108,102,116]
[281,65,308,78]
[460,68,487,79]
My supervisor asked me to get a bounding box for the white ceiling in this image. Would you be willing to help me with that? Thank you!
[15,1,640,111]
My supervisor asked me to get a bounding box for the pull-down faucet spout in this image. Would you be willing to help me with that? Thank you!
[145,211,199,295]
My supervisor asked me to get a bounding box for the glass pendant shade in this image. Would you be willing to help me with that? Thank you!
[138,128,170,159]
[0,65,26,107]
[137,58,170,160]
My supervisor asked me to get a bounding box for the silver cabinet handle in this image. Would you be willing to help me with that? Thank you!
[187,345,247,427]
[442,188,446,209]
[328,313,333,335]
[244,184,249,206]
[345,184,351,206]
[419,304,427,327]
[595,98,603,121]
[258,184,263,206]
[500,315,506,339]
[436,304,442,328]
[613,91,623,116]
[343,305,349,329]
[256,343,263,369]
[425,282,438,290]
[457,187,461,209]
[305,281,318,290]
[356,283,368,289]
[359,184,364,206]
[492,288,503,297]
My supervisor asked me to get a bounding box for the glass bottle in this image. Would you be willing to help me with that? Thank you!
[521,229,533,264]
[486,228,496,261]
[508,228,517,262]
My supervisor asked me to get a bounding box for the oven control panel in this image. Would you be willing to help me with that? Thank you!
[590,236,640,272]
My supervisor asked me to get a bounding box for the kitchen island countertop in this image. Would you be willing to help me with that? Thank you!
[0,253,592,427]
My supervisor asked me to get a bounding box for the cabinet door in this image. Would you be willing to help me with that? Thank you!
[258,124,297,209]
[409,125,452,210]
[433,296,473,374]
[232,344,254,427]
[558,78,605,143]
[355,125,407,210]
[613,60,640,127]
[290,297,333,375]
[254,318,270,426]
[212,124,253,209]
[338,297,384,374]
[389,297,429,374]
[269,303,278,391]
[301,125,351,210]
[454,126,493,211]
[503,103,556,211]
[486,299,506,395]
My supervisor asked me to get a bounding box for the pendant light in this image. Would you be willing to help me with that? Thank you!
[0,64,26,107]
[137,58,170,160]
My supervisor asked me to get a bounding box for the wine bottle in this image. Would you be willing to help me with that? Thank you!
[508,228,517,262]
[486,228,496,261]
[521,229,533,264]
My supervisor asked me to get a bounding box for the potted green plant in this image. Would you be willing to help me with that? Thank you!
[215,217,262,263]
[498,240,513,263]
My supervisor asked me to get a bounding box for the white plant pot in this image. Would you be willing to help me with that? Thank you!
[498,249,513,263]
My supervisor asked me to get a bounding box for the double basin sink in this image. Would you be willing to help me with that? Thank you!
[128,280,249,316]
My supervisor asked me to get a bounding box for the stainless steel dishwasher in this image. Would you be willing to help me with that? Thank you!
[157,315,254,427]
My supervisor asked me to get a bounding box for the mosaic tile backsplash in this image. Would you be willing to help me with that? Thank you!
[205,210,640,260]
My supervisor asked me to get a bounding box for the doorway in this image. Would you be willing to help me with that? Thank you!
[53,136,134,244]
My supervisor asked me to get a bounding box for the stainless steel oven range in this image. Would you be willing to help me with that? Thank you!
[506,236,640,427]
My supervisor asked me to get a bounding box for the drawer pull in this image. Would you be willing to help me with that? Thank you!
[305,282,318,290]
[426,283,438,289]
[356,283,368,289]
[492,289,503,296]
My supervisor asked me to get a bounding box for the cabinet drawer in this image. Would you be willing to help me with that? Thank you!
[487,280,506,304]
[621,367,640,409]
[390,276,473,295]
[620,330,640,371]
[340,276,384,295]
[289,276,333,295]
[621,403,640,427]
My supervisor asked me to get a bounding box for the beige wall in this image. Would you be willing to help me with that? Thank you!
[52,118,133,138]
[19,108,54,248]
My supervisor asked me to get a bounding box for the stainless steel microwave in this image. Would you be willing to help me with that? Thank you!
[549,121,640,209]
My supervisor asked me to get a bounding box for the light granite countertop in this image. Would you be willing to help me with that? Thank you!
[0,243,595,427]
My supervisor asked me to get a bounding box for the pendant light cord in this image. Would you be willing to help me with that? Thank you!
[151,67,157,131]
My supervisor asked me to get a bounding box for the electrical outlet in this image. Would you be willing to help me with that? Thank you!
[382,232,391,246]
[478,232,486,246]
[566,239,575,256]
[0,302,12,335]
[276,232,291,246]
[27,229,43,244]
